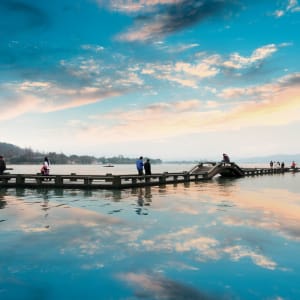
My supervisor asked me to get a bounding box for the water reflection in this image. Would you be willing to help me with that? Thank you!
[0,193,7,209]
[0,175,300,299]
[119,272,220,300]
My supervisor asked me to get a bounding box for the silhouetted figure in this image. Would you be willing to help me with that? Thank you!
[0,156,6,175]
[269,161,273,169]
[144,159,151,175]
[291,161,296,169]
[222,153,230,163]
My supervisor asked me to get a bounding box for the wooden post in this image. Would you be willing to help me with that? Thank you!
[105,173,112,182]
[70,173,77,181]
[16,175,25,186]
[36,177,43,184]
[159,174,166,185]
[84,177,92,185]
[183,172,190,181]
[112,176,121,188]
[55,176,63,185]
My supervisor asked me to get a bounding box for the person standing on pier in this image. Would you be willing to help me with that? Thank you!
[136,156,144,175]
[144,159,151,175]
[0,156,6,175]
[269,161,273,169]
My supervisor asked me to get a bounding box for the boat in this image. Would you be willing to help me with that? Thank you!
[103,164,114,167]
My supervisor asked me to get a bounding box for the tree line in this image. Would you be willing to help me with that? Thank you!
[0,142,162,165]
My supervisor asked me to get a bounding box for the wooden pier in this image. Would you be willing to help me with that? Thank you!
[0,162,298,190]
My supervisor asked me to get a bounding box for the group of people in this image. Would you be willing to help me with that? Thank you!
[269,161,283,169]
[136,156,151,175]
[269,160,297,169]
[0,155,50,176]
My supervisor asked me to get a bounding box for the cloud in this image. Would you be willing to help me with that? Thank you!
[0,53,146,120]
[222,44,278,69]
[68,72,300,143]
[113,0,240,42]
[273,0,300,17]
[141,44,281,88]
[141,55,221,88]
[81,44,105,52]
[0,81,123,120]
[287,0,300,11]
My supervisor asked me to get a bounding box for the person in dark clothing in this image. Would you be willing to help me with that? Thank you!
[222,153,230,163]
[0,156,6,175]
[144,159,151,175]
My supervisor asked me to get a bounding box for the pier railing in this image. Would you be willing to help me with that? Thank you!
[0,166,298,189]
[0,172,206,189]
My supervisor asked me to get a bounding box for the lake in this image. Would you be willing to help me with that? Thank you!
[0,164,299,299]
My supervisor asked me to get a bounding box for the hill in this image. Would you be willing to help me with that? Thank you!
[0,142,162,164]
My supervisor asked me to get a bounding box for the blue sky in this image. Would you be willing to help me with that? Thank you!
[0,0,300,160]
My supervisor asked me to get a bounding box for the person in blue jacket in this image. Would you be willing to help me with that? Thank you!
[136,156,144,175]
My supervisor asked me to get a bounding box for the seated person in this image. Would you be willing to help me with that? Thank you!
[222,153,230,163]
[40,165,49,175]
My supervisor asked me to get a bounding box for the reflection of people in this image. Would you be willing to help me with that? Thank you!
[136,156,144,175]
[0,155,6,175]
[222,153,230,163]
[144,159,151,175]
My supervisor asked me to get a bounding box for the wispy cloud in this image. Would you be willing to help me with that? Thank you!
[0,81,123,120]
[68,72,300,143]
[222,44,278,69]
[141,44,282,88]
[273,0,300,17]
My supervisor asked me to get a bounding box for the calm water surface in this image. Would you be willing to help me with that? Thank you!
[1,164,299,299]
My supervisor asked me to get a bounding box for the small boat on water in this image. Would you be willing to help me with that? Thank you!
[103,164,114,167]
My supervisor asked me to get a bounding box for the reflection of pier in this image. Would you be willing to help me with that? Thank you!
[0,162,298,190]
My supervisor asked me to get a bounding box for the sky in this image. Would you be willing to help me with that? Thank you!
[0,0,300,161]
